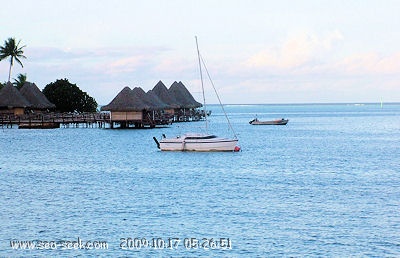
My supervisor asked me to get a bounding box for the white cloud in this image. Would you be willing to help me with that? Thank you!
[154,57,194,75]
[337,52,400,75]
[244,30,344,70]
[2,31,399,104]
[105,55,150,74]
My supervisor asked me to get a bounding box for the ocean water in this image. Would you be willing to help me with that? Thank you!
[0,103,399,257]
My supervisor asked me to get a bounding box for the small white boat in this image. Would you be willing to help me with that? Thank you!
[249,118,289,125]
[154,133,239,152]
[154,37,239,152]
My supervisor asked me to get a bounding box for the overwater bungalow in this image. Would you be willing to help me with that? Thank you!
[169,81,202,108]
[100,86,149,128]
[19,82,56,112]
[168,81,203,121]
[101,81,205,128]
[151,80,203,122]
[0,82,31,115]
[132,87,172,124]
[146,89,170,110]
[151,80,179,117]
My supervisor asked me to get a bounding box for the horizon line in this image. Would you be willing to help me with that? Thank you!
[97,101,400,106]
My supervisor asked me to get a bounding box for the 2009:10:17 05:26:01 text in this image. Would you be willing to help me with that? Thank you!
[120,237,232,250]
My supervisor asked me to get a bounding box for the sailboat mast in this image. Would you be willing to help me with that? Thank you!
[195,36,208,132]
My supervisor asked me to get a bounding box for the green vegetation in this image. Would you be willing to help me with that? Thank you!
[0,37,98,113]
[0,38,26,82]
[13,73,27,89]
[43,79,98,113]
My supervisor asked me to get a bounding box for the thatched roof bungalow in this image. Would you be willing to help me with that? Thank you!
[100,86,150,128]
[101,80,204,126]
[132,87,167,110]
[151,81,180,109]
[169,81,202,109]
[132,87,174,124]
[0,82,31,115]
[148,80,203,121]
[19,82,56,111]
[146,89,170,110]
[101,86,148,112]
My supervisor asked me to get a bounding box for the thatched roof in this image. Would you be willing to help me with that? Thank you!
[19,82,56,110]
[132,87,168,110]
[169,81,202,108]
[0,81,31,108]
[100,86,149,111]
[151,80,180,108]
[102,81,202,112]
[146,90,170,110]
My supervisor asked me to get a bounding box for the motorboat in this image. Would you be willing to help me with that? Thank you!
[249,118,289,125]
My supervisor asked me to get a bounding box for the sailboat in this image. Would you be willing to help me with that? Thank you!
[153,37,239,152]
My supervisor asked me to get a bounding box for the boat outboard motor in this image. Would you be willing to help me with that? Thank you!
[153,137,160,149]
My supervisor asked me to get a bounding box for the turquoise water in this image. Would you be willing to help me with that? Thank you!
[1,103,399,257]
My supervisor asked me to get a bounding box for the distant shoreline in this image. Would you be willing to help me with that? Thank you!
[97,102,400,108]
[193,102,400,106]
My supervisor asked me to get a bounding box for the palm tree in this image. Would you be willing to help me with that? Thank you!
[13,73,27,89]
[0,38,26,82]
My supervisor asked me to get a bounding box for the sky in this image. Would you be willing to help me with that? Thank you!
[1,0,399,104]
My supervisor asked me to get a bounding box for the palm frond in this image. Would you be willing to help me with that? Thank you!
[14,57,24,67]
[0,37,27,80]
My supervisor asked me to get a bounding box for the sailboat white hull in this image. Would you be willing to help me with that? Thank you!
[154,37,240,152]
[159,134,238,152]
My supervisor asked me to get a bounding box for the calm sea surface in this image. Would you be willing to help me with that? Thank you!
[0,103,399,257]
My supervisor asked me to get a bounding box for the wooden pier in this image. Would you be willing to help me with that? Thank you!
[0,112,111,129]
[0,110,202,129]
[0,112,176,129]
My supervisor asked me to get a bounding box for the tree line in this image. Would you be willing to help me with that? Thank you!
[0,37,97,112]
